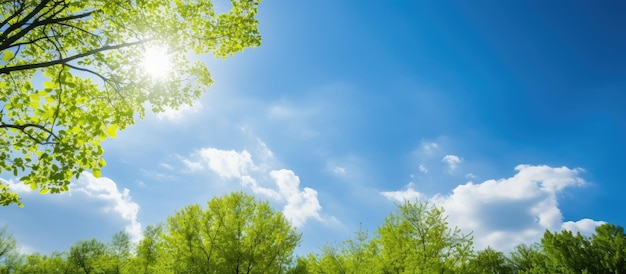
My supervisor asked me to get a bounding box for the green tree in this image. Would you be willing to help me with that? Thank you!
[127,225,163,274]
[13,252,74,274]
[108,231,132,274]
[591,224,626,273]
[0,226,20,273]
[507,243,549,274]
[542,229,598,273]
[68,239,108,274]
[465,247,512,274]
[161,192,301,273]
[0,0,262,206]
[305,225,380,273]
[375,201,473,273]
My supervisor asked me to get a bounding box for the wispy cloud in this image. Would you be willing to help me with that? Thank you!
[156,102,203,121]
[419,164,428,174]
[422,142,439,155]
[381,165,603,251]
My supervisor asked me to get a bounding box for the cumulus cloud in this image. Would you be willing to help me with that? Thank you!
[562,219,606,236]
[381,165,603,251]
[381,183,425,203]
[442,155,462,171]
[271,170,322,227]
[195,148,255,179]
[419,164,428,174]
[183,142,326,227]
[3,174,142,242]
[73,173,142,242]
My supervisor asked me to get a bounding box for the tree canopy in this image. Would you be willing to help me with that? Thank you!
[0,0,262,206]
[160,192,301,273]
[1,193,625,273]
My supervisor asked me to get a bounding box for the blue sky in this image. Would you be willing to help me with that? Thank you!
[2,1,625,255]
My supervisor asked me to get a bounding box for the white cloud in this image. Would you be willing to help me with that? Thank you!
[3,178,32,193]
[381,183,425,203]
[183,159,204,172]
[73,173,142,242]
[562,219,605,236]
[465,173,476,179]
[3,174,143,243]
[183,142,327,227]
[381,165,603,251]
[419,164,428,174]
[442,155,462,171]
[156,102,203,121]
[270,170,322,227]
[196,148,255,179]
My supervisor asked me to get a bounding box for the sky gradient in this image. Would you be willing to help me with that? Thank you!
[2,1,625,255]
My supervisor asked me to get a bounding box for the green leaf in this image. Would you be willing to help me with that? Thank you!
[105,125,118,138]
[39,187,49,194]
[43,81,55,89]
[93,169,101,178]
[3,50,13,61]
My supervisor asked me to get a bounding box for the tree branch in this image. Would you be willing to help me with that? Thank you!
[0,123,58,144]
[0,10,94,51]
[0,0,26,31]
[0,39,149,74]
[62,63,109,82]
[0,0,51,44]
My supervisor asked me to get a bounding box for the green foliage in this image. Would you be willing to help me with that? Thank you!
[540,224,626,274]
[305,225,380,273]
[0,226,19,273]
[376,200,474,273]
[591,224,626,273]
[13,252,73,274]
[0,0,262,206]
[465,247,513,274]
[508,243,549,273]
[128,225,163,274]
[108,231,132,273]
[542,229,593,273]
[160,192,301,273]
[68,239,108,274]
[2,193,625,274]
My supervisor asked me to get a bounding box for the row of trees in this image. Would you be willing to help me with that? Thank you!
[1,192,625,273]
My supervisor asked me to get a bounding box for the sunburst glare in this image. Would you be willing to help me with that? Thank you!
[140,46,173,79]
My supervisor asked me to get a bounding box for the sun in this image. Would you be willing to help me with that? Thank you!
[140,46,173,79]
